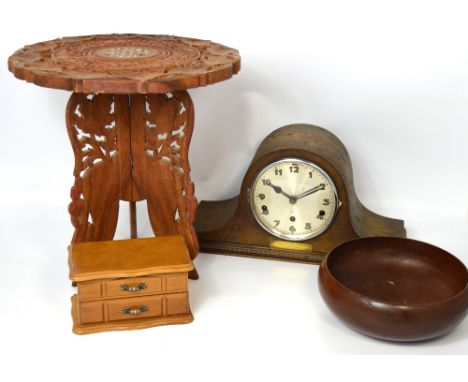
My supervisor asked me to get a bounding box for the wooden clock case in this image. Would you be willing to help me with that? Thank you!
[194,124,406,263]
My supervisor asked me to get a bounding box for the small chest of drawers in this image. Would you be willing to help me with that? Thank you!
[69,236,194,334]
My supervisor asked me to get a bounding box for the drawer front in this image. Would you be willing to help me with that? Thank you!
[107,295,163,322]
[105,276,162,298]
[166,293,190,315]
[79,301,104,324]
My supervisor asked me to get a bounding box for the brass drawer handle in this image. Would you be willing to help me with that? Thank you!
[120,282,148,292]
[121,305,150,316]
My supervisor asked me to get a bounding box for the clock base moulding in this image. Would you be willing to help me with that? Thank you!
[194,124,406,264]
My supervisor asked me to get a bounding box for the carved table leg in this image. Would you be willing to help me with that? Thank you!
[66,91,199,279]
[66,93,125,243]
[130,91,199,279]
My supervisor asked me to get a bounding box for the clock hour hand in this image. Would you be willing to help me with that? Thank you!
[265,180,296,204]
[295,183,325,200]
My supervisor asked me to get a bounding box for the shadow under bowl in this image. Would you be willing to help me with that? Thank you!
[318,237,468,342]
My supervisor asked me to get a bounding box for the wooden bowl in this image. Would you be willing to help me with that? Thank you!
[318,237,468,341]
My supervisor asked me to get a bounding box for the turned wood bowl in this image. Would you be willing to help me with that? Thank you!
[318,237,468,341]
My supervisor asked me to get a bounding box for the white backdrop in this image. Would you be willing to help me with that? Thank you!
[0,0,467,379]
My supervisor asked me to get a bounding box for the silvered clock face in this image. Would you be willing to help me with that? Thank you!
[249,158,339,241]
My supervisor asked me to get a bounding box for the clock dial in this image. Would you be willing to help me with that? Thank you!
[249,158,339,241]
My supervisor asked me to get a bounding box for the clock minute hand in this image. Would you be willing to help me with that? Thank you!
[295,183,325,200]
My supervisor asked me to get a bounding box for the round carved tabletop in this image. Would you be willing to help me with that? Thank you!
[8,34,241,94]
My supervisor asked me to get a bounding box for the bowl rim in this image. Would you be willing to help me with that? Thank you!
[321,236,468,308]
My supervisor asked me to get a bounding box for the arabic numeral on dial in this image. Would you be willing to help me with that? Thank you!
[305,223,312,230]
[289,225,296,232]
[275,168,282,176]
[323,198,330,205]
[289,165,299,173]
[309,171,313,178]
[262,179,271,186]
[274,220,280,227]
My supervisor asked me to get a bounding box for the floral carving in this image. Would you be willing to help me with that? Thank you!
[66,94,120,243]
[65,91,199,259]
[139,91,199,257]
[72,96,117,178]
[8,34,241,93]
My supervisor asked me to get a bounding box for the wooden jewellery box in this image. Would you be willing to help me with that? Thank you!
[68,236,194,334]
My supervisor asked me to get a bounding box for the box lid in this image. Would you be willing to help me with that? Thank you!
[68,236,193,282]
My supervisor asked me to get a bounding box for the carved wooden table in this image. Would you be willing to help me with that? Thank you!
[8,34,241,279]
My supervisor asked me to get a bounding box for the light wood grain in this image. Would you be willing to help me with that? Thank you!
[68,236,193,282]
[72,295,193,335]
[70,236,194,334]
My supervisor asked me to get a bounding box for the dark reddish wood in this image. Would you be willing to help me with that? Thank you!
[9,35,240,281]
[8,34,241,94]
[129,201,137,239]
[129,91,199,269]
[66,93,123,242]
[318,237,468,341]
[66,92,199,277]
[195,124,406,263]
[117,96,133,201]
